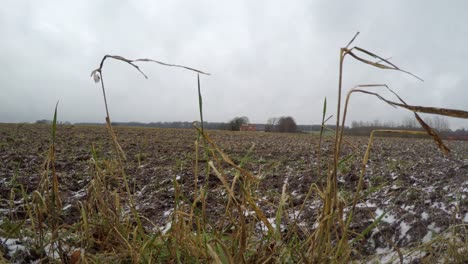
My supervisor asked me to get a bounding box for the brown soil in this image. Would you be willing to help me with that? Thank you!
[1,123,467,260]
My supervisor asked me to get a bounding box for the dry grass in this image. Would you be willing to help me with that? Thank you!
[1,36,467,263]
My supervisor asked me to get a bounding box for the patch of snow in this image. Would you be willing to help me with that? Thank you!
[463,213,468,223]
[256,217,285,233]
[373,247,399,264]
[72,190,86,199]
[422,230,433,243]
[163,208,174,218]
[355,203,365,208]
[421,212,429,220]
[423,185,435,193]
[370,247,428,263]
[160,222,172,234]
[312,222,319,229]
[268,217,285,232]
[427,222,441,233]
[289,210,300,219]
[44,242,62,260]
[458,246,468,255]
[0,237,26,258]
[175,175,181,181]
[431,202,448,213]
[399,221,411,240]
[376,208,397,224]
[356,202,376,208]
[368,237,376,248]
[383,198,392,205]
[243,210,255,217]
[402,204,415,213]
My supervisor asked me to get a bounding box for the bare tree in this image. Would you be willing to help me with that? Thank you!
[431,116,450,132]
[265,117,279,132]
[402,117,418,129]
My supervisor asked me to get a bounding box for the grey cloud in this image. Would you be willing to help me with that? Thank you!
[0,0,467,129]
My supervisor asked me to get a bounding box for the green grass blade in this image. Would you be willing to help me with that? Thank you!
[322,97,327,120]
[351,209,387,244]
[52,101,59,142]
[197,74,204,133]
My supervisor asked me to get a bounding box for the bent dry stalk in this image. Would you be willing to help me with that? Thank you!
[325,32,467,262]
[89,55,210,254]
[330,34,468,262]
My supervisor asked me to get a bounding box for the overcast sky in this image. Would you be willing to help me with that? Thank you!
[1,1,467,128]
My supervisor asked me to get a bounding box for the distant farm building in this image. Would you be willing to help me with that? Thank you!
[240,124,257,131]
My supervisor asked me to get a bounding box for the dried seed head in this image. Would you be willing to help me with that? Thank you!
[92,71,101,83]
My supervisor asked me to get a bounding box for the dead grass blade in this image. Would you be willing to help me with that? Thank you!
[333,36,423,237]
[344,32,360,49]
[390,102,468,119]
[208,161,239,206]
[414,114,450,154]
[192,123,274,234]
[192,123,258,182]
[338,84,389,158]
[345,47,424,81]
[135,58,210,75]
[350,88,464,154]
[379,86,459,154]
[91,55,210,80]
[343,85,451,154]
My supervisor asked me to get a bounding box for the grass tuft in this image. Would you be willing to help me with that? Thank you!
[1,36,467,263]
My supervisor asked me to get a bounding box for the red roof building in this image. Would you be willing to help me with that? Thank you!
[240,124,257,131]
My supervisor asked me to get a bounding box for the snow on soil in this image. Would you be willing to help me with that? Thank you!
[375,208,396,224]
[1,125,467,262]
[421,212,429,220]
[399,221,411,240]
[0,237,26,258]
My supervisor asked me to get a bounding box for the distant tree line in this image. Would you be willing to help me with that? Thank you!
[35,120,71,125]
[349,116,468,140]
[216,116,299,133]
[350,116,449,132]
[35,117,467,140]
[74,121,225,130]
[111,121,226,130]
[37,118,337,133]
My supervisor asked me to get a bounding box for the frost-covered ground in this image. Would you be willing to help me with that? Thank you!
[0,124,467,262]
